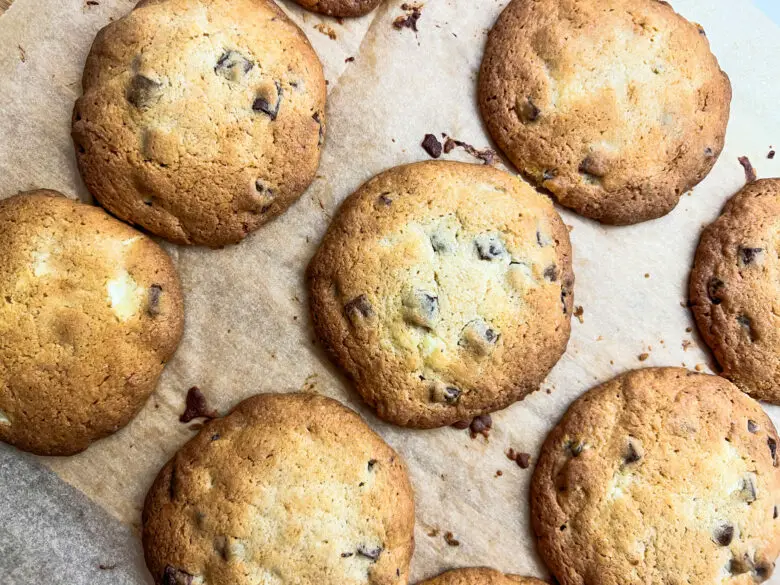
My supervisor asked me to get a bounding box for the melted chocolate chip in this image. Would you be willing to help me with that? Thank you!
[544,265,558,282]
[579,155,608,178]
[162,566,194,585]
[739,156,757,183]
[441,386,461,404]
[748,419,760,434]
[517,97,540,123]
[739,247,764,266]
[127,74,162,109]
[179,387,219,423]
[377,193,392,206]
[214,50,254,79]
[147,284,162,317]
[707,277,725,305]
[367,459,377,471]
[566,440,584,457]
[624,440,642,464]
[344,295,373,324]
[470,414,492,436]
[459,319,499,356]
[474,234,507,260]
[421,134,442,158]
[402,290,439,328]
[769,437,777,466]
[252,81,282,120]
[356,545,383,561]
[713,524,734,546]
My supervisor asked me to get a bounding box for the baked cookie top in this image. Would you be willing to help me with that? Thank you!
[308,161,573,428]
[418,568,546,585]
[531,368,780,585]
[291,0,381,18]
[690,179,780,403]
[72,0,326,247]
[142,393,415,585]
[0,191,183,455]
[478,0,731,225]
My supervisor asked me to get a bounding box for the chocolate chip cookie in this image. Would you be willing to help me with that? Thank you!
[142,393,415,585]
[308,161,573,428]
[291,0,381,18]
[0,190,183,455]
[72,0,326,247]
[531,368,780,585]
[419,568,547,585]
[690,179,780,403]
[478,0,731,224]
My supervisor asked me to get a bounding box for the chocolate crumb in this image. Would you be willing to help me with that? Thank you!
[99,564,117,570]
[506,448,531,468]
[769,150,776,160]
[638,353,649,361]
[86,0,100,4]
[495,470,503,477]
[345,56,355,63]
[18,45,26,62]
[443,531,460,546]
[427,528,439,537]
[573,305,584,324]
[441,133,497,165]
[179,386,219,423]
[393,3,422,31]
[738,156,757,183]
[421,134,442,158]
[469,414,492,438]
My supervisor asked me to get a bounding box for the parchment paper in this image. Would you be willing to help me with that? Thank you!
[1,0,780,582]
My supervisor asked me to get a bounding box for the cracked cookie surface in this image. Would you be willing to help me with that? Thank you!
[142,393,415,585]
[690,179,780,404]
[72,0,326,247]
[478,0,731,225]
[0,191,183,455]
[307,161,573,428]
[418,568,546,585]
[531,368,780,585]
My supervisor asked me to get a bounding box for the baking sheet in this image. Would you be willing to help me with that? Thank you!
[1,0,780,582]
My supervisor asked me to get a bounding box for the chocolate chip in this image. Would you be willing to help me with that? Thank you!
[147,284,162,317]
[624,439,642,464]
[754,562,773,582]
[704,147,715,157]
[344,295,373,325]
[579,155,608,178]
[544,265,558,282]
[470,414,492,436]
[162,566,194,585]
[769,150,776,160]
[312,111,324,146]
[421,134,442,158]
[739,156,757,183]
[367,459,377,471]
[713,523,734,546]
[707,277,725,305]
[443,532,460,546]
[356,545,382,561]
[566,440,584,457]
[179,386,219,423]
[475,234,507,261]
[459,319,499,356]
[214,50,254,80]
[774,506,778,519]
[748,419,760,434]
[769,437,777,466]
[542,170,557,181]
[341,552,354,558]
[127,74,162,109]
[210,433,220,441]
[741,475,757,502]
[737,315,755,341]
[393,3,422,31]
[739,247,764,266]
[560,285,570,315]
[729,555,752,575]
[517,97,540,123]
[252,81,282,120]
[506,448,531,468]
[402,289,439,328]
[377,193,392,206]
[431,382,461,405]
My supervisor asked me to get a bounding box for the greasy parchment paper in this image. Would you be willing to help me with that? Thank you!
[1,0,780,582]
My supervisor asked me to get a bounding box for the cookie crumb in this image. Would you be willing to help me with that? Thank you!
[314,23,337,40]
[644,273,650,278]
[179,386,219,423]
[98,564,116,570]
[17,45,26,62]
[638,353,649,362]
[573,305,584,324]
[769,150,776,160]
[421,134,442,158]
[738,156,757,183]
[685,327,692,332]
[427,527,439,537]
[86,0,100,4]
[682,340,692,351]
[393,3,423,31]
[345,56,355,63]
[695,363,704,372]
[495,470,503,477]
[443,531,460,546]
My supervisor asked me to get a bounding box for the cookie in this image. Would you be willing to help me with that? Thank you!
[291,0,381,18]
[72,0,326,247]
[478,0,731,225]
[690,179,780,403]
[308,161,573,428]
[0,190,183,455]
[418,568,547,585]
[531,368,780,585]
[142,392,415,585]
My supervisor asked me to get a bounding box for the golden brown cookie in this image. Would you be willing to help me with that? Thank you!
[478,0,731,225]
[690,179,780,403]
[417,567,546,585]
[0,190,183,455]
[291,0,381,18]
[531,368,780,585]
[142,393,415,585]
[72,0,326,247]
[308,161,573,428]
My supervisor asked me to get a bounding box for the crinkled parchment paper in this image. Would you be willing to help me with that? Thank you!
[1,0,780,582]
